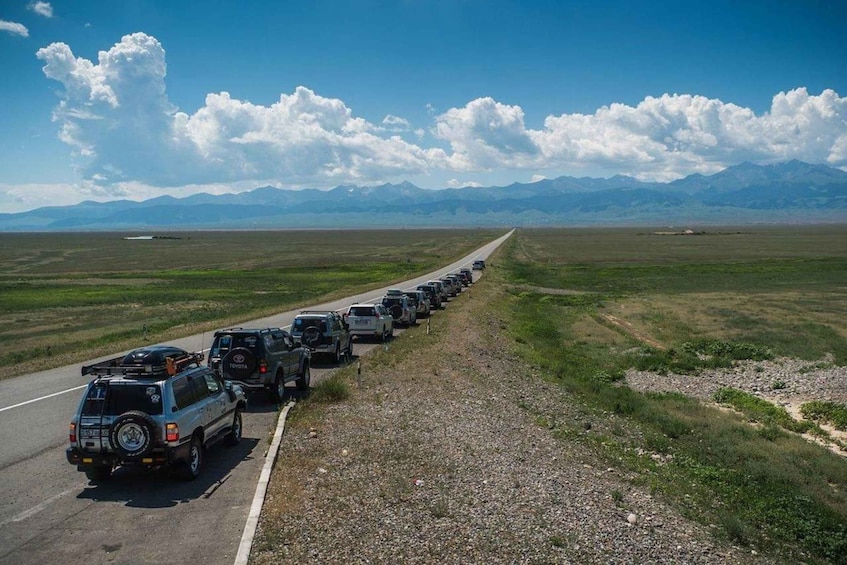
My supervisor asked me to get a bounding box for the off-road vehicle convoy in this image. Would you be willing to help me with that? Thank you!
[67,345,247,482]
[64,253,489,487]
[290,310,353,363]
[208,327,311,401]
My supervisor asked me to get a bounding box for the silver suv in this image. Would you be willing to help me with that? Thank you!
[290,310,353,364]
[208,327,311,401]
[381,289,416,327]
[67,345,247,482]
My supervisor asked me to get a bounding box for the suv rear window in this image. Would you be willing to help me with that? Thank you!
[293,318,327,331]
[82,382,163,416]
[211,334,262,357]
[349,306,376,317]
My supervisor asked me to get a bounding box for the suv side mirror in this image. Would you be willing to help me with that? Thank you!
[224,380,237,402]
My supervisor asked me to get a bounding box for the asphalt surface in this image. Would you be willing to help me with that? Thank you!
[0,230,511,565]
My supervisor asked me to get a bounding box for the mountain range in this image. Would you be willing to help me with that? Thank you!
[1,160,845,231]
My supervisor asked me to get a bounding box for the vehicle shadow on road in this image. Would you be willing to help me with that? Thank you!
[74,437,260,508]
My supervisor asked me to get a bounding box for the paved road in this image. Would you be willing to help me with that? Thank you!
[0,230,511,565]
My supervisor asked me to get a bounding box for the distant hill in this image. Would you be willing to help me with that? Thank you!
[1,161,845,230]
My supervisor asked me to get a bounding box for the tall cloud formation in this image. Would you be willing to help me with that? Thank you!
[37,33,847,189]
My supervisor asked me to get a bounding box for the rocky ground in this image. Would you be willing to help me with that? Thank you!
[626,355,847,449]
[249,279,781,564]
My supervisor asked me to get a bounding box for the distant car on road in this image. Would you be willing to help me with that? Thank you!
[345,303,394,342]
[417,283,443,310]
[403,289,431,318]
[290,310,352,364]
[473,259,486,270]
[208,327,311,401]
[382,289,416,327]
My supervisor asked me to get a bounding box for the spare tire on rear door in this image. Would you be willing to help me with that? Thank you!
[302,326,323,348]
[221,347,257,380]
[389,305,403,320]
[109,411,156,458]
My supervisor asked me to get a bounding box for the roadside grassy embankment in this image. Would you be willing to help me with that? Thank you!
[500,226,847,563]
[0,229,503,377]
[249,225,846,563]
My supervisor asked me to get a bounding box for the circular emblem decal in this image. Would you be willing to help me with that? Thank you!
[233,353,245,363]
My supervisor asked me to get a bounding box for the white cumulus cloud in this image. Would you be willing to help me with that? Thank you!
[0,20,29,37]
[34,33,847,194]
[37,33,448,188]
[29,1,53,18]
[435,89,847,180]
[446,178,482,188]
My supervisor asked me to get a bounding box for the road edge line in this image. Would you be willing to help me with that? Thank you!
[234,400,295,565]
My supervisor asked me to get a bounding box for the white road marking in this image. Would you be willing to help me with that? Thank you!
[0,384,87,414]
[0,261,482,413]
[1,488,77,526]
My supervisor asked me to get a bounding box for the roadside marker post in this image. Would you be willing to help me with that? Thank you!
[356,360,362,387]
[426,317,431,335]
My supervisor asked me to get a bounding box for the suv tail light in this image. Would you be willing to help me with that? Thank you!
[166,423,179,442]
[69,422,76,443]
[259,359,268,374]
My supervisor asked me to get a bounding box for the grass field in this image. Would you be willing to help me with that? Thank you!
[499,225,847,563]
[0,229,503,376]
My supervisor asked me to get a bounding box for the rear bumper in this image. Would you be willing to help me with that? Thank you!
[350,327,382,337]
[67,443,188,469]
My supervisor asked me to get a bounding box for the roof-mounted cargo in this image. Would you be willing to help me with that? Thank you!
[81,345,204,378]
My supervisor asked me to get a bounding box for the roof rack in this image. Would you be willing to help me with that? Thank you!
[82,351,204,378]
[298,310,335,315]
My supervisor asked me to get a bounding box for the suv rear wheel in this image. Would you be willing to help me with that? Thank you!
[269,370,286,402]
[296,363,311,391]
[180,435,203,480]
[225,409,242,446]
[85,466,112,482]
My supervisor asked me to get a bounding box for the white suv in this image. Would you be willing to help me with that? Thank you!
[345,303,393,342]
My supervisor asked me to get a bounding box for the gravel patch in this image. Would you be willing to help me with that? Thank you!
[252,286,765,564]
[626,355,847,446]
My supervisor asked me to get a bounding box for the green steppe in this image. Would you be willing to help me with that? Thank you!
[0,229,503,376]
[499,225,847,563]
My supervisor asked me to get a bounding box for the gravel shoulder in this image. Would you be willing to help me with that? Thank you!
[252,280,763,564]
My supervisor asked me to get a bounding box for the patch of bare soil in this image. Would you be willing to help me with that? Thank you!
[252,282,761,564]
[599,313,666,350]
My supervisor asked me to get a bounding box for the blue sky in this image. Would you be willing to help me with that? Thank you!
[1,0,846,212]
